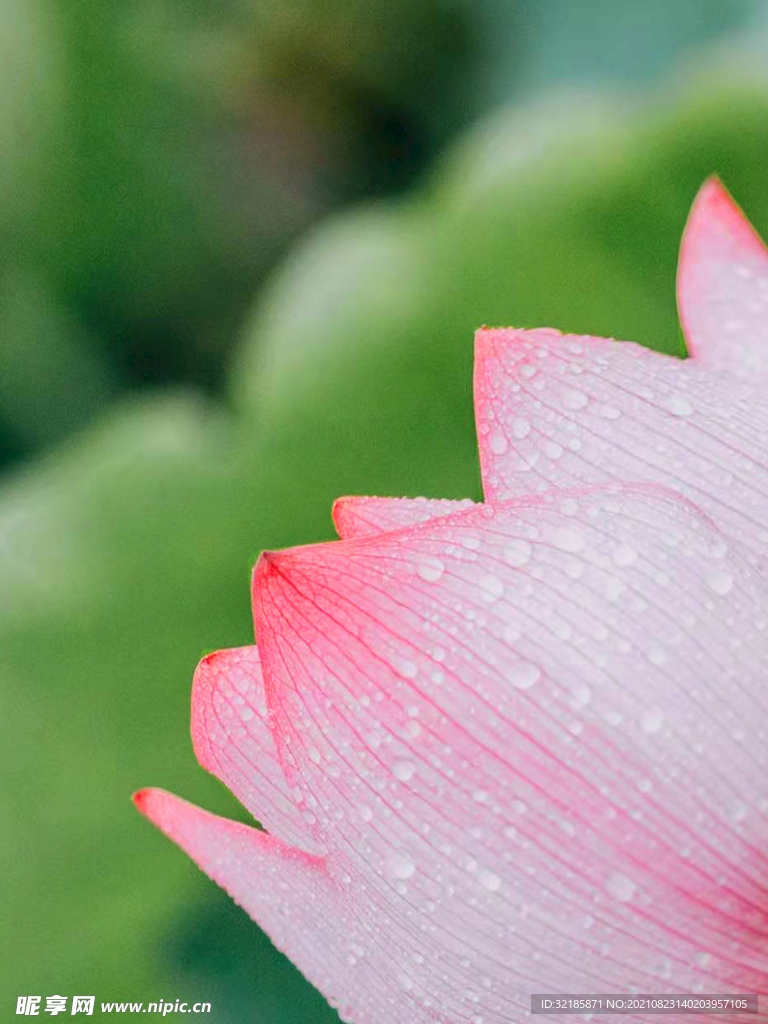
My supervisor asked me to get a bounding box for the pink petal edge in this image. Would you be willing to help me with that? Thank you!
[333,495,476,539]
[472,325,768,557]
[678,176,768,377]
[191,645,322,853]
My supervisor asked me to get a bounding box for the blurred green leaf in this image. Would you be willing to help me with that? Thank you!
[482,0,758,103]
[3,0,478,418]
[4,69,768,1020]
[0,270,118,454]
[0,0,64,227]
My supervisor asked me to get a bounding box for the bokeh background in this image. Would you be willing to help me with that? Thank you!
[4,1,768,1020]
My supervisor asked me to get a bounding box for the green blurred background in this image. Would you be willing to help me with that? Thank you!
[4,1,768,1020]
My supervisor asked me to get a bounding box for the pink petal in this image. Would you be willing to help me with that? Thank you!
[333,495,475,539]
[133,789,362,1020]
[191,646,322,853]
[250,486,768,1020]
[473,326,768,554]
[678,177,768,378]
[135,787,476,1023]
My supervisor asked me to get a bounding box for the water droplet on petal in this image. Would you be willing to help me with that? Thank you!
[478,869,502,892]
[606,871,636,902]
[509,661,541,689]
[503,622,522,644]
[570,683,592,708]
[598,404,621,420]
[386,851,416,880]
[664,395,693,417]
[707,570,733,596]
[479,574,504,603]
[552,527,585,553]
[504,539,532,567]
[393,760,416,782]
[417,557,445,583]
[563,389,589,410]
[613,544,637,567]
[640,707,664,734]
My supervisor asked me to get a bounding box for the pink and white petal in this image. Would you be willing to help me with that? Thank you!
[135,789,457,1024]
[333,495,475,540]
[678,177,768,377]
[473,326,768,554]
[192,646,322,853]
[253,487,768,1022]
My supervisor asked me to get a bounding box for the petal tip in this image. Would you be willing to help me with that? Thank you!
[191,654,221,770]
[133,786,162,820]
[189,645,264,776]
[252,548,299,620]
[331,496,356,536]
[252,549,281,587]
[683,175,759,251]
[132,787,208,843]
[695,173,728,206]
[684,176,739,245]
[678,176,768,373]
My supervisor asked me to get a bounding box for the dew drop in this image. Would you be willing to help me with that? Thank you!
[612,544,637,567]
[417,557,445,583]
[510,661,541,689]
[664,394,693,417]
[640,707,664,734]
[707,569,733,596]
[386,851,416,880]
[393,760,416,782]
[563,389,589,410]
[605,578,625,603]
[503,622,522,644]
[479,574,505,603]
[478,869,502,892]
[599,404,621,420]
[648,647,666,666]
[552,527,585,553]
[570,682,592,708]
[564,559,584,580]
[403,719,422,740]
[605,871,636,902]
[504,539,532,567]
